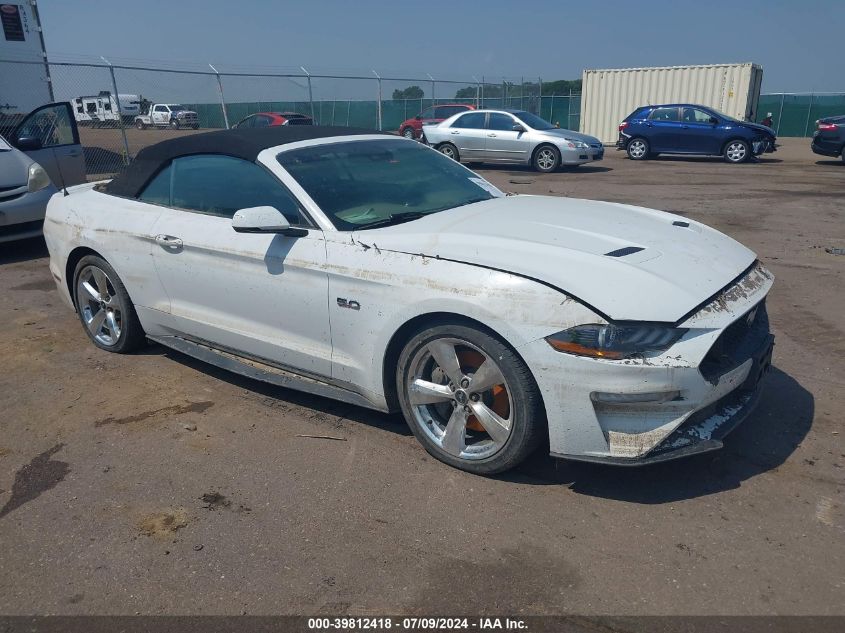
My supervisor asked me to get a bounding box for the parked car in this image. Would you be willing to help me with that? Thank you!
[135,104,199,130]
[233,112,314,128]
[44,126,774,474]
[1,102,86,243]
[617,104,777,163]
[810,115,845,162]
[398,103,475,140]
[425,109,603,172]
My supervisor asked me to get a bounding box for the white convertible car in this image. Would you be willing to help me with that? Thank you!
[44,127,774,474]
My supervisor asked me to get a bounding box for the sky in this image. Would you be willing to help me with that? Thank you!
[34,0,844,94]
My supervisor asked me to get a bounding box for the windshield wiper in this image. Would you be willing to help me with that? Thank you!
[358,211,428,229]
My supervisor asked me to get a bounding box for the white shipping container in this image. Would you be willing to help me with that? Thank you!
[580,63,764,143]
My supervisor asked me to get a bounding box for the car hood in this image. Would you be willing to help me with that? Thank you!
[534,128,601,144]
[0,144,33,187]
[739,121,775,137]
[356,195,756,323]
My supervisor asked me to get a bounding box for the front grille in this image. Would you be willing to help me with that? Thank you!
[0,184,26,194]
[699,301,770,384]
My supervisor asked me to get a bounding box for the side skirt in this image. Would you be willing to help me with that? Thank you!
[148,335,387,412]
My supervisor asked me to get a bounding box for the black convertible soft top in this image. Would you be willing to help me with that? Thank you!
[105,126,387,198]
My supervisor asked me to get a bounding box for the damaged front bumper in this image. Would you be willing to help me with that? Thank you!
[522,261,775,466]
[556,332,773,466]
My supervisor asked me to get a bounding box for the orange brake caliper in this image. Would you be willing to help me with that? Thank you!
[456,350,509,432]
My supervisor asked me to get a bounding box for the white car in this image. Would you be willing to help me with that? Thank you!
[43,127,774,474]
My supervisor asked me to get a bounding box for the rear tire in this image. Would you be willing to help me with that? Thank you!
[626,137,649,160]
[724,139,750,163]
[135,120,146,130]
[438,143,459,162]
[396,323,544,475]
[170,120,180,130]
[401,127,416,139]
[72,255,146,354]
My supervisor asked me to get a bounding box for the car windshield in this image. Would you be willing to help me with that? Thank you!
[510,111,556,130]
[277,139,500,230]
[708,108,740,123]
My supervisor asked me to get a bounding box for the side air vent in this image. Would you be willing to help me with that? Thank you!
[672,221,690,227]
[605,246,645,257]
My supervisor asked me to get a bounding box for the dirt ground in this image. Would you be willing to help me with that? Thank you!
[0,138,843,617]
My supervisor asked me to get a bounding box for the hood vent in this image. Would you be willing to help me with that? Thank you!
[605,246,645,258]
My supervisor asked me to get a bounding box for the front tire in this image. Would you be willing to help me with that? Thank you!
[396,323,544,475]
[72,255,146,353]
[438,143,459,162]
[724,139,750,163]
[626,137,649,160]
[170,120,180,130]
[401,127,416,139]
[533,145,560,172]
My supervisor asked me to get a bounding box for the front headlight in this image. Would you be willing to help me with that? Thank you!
[545,324,687,359]
[564,139,589,149]
[27,162,51,192]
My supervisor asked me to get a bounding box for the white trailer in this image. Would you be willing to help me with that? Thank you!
[580,63,764,143]
[72,92,141,126]
[0,1,52,116]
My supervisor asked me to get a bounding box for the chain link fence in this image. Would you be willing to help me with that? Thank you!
[6,58,837,181]
[1,58,586,180]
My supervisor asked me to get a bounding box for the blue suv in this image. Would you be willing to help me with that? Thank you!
[617,104,776,164]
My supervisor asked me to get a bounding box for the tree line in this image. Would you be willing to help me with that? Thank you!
[392,79,581,100]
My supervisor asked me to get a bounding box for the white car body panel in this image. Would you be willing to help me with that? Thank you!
[43,135,774,464]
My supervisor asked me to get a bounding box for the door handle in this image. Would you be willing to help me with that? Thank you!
[487,133,497,137]
[155,234,183,248]
[450,130,460,134]
[682,125,690,129]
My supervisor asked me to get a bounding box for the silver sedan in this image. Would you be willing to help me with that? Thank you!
[424,109,604,172]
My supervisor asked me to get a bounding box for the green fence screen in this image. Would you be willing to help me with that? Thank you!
[186,95,582,133]
[757,94,845,136]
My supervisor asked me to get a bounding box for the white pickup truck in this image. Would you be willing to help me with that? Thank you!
[134,104,199,130]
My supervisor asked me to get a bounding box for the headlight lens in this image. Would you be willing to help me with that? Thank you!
[545,324,687,359]
[564,139,588,149]
[27,163,51,192]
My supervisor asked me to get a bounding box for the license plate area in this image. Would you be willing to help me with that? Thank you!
[741,335,774,392]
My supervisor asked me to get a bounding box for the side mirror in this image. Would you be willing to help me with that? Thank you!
[15,136,43,151]
[709,117,719,125]
[512,124,525,132]
[232,206,307,236]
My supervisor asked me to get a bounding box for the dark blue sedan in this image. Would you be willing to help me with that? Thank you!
[617,104,777,164]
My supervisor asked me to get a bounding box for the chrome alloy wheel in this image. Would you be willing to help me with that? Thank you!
[439,144,457,160]
[726,141,747,162]
[628,139,647,159]
[406,338,513,460]
[536,147,557,170]
[76,265,123,346]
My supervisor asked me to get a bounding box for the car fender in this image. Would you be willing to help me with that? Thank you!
[324,238,601,405]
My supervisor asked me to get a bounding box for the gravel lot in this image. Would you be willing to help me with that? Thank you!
[0,138,843,617]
